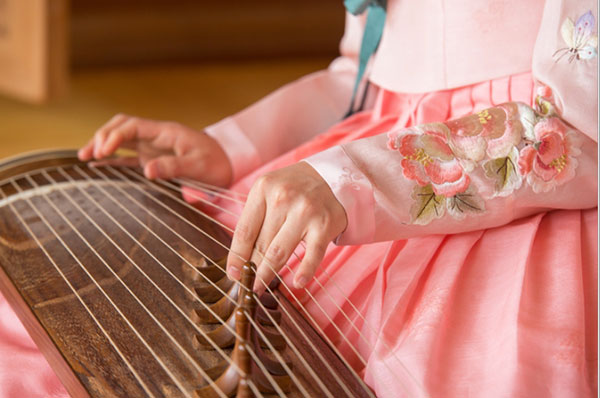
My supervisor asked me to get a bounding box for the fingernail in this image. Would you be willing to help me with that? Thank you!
[253,281,265,296]
[294,276,308,289]
[227,266,240,281]
[144,163,157,179]
[150,163,161,179]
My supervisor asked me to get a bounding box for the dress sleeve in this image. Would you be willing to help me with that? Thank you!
[532,0,598,141]
[304,0,598,245]
[305,101,598,245]
[206,12,366,183]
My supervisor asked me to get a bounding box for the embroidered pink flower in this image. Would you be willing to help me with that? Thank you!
[518,117,581,193]
[444,103,531,165]
[388,125,470,197]
[536,85,553,98]
[534,84,557,117]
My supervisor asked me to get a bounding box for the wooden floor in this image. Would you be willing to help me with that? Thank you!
[0,58,330,160]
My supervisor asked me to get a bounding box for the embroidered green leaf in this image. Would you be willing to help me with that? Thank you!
[410,184,446,225]
[483,147,523,197]
[446,185,485,220]
[535,97,557,117]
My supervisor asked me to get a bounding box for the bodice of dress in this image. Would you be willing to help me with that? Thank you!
[367,0,545,93]
[340,0,597,140]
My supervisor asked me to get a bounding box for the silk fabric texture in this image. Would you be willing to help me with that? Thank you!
[0,73,596,398]
[0,0,597,397]
[195,73,597,397]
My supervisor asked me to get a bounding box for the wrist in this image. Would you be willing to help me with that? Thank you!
[204,117,262,183]
[203,131,234,187]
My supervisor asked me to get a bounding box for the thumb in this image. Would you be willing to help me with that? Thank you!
[144,155,182,180]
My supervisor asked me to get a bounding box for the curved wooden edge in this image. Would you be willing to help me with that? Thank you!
[0,148,78,169]
[0,149,115,398]
[0,149,82,184]
[0,149,111,398]
[0,262,90,398]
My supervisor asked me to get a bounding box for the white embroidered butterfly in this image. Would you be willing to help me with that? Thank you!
[553,10,598,63]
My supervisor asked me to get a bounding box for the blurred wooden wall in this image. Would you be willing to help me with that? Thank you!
[0,0,344,103]
[0,0,68,102]
[71,0,345,67]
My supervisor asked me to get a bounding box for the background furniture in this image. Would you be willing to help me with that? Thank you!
[0,0,343,158]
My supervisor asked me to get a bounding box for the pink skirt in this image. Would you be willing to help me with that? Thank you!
[0,72,596,397]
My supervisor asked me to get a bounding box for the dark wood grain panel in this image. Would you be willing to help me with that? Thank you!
[0,150,374,398]
[71,0,344,67]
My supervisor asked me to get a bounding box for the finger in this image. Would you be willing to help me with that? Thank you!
[102,117,164,157]
[89,156,140,169]
[227,188,266,281]
[94,130,109,159]
[100,119,139,157]
[253,217,303,294]
[93,114,129,159]
[101,113,131,132]
[78,137,96,161]
[143,155,186,179]
[250,202,287,252]
[144,153,211,180]
[292,231,329,289]
[148,154,203,180]
[172,150,231,187]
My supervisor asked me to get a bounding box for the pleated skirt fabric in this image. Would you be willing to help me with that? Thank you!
[207,71,598,398]
[0,71,596,398]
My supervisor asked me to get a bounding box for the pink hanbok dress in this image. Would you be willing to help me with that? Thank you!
[0,0,597,397]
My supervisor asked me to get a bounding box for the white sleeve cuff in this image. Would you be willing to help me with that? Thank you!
[303,145,376,245]
[204,117,262,183]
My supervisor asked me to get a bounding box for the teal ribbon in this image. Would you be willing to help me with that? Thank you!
[343,0,387,117]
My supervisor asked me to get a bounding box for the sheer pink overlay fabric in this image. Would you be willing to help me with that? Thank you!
[1,72,595,398]
[0,0,597,396]
[187,73,598,397]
